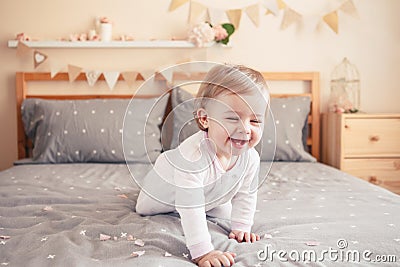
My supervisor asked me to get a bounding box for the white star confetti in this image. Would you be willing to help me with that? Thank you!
[0,241,6,245]
[182,253,189,258]
[131,251,145,257]
[100,234,111,241]
[47,255,55,259]
[42,206,53,212]
[135,239,145,247]
[263,234,272,239]
[305,241,320,246]
[41,237,48,242]
[165,252,172,257]
[121,232,127,238]
[80,230,86,236]
[161,229,166,232]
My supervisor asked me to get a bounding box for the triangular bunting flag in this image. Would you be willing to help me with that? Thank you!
[340,0,359,19]
[169,0,189,12]
[207,7,225,25]
[323,11,339,34]
[263,0,279,16]
[33,51,48,69]
[85,70,102,87]
[16,42,31,57]
[277,0,287,10]
[122,71,138,88]
[281,8,302,30]
[140,70,155,81]
[245,4,260,27]
[159,68,174,83]
[189,1,207,24]
[68,64,82,82]
[50,60,66,78]
[104,71,120,90]
[226,9,242,29]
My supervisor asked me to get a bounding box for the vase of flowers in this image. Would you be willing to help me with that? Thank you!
[188,22,235,47]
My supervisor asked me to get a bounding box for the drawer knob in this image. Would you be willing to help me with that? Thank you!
[369,176,381,185]
[369,135,380,142]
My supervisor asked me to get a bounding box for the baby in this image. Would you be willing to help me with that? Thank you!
[136,64,269,267]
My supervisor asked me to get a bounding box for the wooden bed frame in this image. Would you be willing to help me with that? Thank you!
[16,71,320,161]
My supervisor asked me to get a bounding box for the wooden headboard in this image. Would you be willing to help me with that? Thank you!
[16,71,320,161]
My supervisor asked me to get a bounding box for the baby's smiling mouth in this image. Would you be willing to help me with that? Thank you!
[229,137,249,147]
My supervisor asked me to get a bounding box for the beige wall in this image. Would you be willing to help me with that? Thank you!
[1,0,399,170]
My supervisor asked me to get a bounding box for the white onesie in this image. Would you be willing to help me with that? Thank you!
[135,131,259,259]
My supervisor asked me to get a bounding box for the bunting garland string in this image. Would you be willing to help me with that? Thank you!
[15,41,194,90]
[169,0,358,34]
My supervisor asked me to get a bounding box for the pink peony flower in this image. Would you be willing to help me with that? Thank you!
[213,24,228,41]
[187,22,215,47]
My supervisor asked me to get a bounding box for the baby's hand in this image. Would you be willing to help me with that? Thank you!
[193,250,236,267]
[228,230,260,243]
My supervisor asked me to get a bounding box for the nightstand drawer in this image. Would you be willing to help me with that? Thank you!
[342,158,400,193]
[343,118,400,157]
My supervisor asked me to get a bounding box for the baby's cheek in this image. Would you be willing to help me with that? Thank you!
[249,131,262,148]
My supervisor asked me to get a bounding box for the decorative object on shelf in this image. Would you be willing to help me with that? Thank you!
[99,17,113,42]
[329,57,360,113]
[33,51,48,69]
[169,0,358,34]
[213,23,235,45]
[188,22,235,47]
[16,32,32,41]
[187,22,214,47]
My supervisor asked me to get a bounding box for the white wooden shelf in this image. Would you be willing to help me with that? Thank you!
[7,40,222,49]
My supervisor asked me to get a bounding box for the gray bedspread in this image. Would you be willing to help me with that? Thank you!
[0,162,399,266]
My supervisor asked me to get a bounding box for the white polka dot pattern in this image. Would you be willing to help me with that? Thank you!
[21,97,169,163]
[258,96,315,162]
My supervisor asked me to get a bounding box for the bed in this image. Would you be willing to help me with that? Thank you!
[1,68,399,266]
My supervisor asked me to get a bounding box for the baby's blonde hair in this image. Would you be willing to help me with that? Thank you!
[194,64,269,131]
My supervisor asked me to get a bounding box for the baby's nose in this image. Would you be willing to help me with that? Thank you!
[238,120,251,134]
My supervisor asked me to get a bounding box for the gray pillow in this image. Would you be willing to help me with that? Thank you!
[22,97,168,163]
[169,88,315,162]
[169,87,199,149]
[257,96,316,162]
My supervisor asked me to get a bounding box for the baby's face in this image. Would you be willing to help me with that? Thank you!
[202,91,268,159]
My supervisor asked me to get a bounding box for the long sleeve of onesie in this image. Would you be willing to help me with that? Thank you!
[174,168,214,259]
[230,151,259,232]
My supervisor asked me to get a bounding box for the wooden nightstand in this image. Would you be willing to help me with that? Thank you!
[322,113,400,194]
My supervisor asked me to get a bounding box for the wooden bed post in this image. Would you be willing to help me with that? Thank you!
[311,72,320,161]
[16,72,27,159]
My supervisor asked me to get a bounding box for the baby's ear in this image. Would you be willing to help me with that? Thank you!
[196,108,209,129]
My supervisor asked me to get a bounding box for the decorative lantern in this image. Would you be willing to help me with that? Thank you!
[329,57,360,113]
